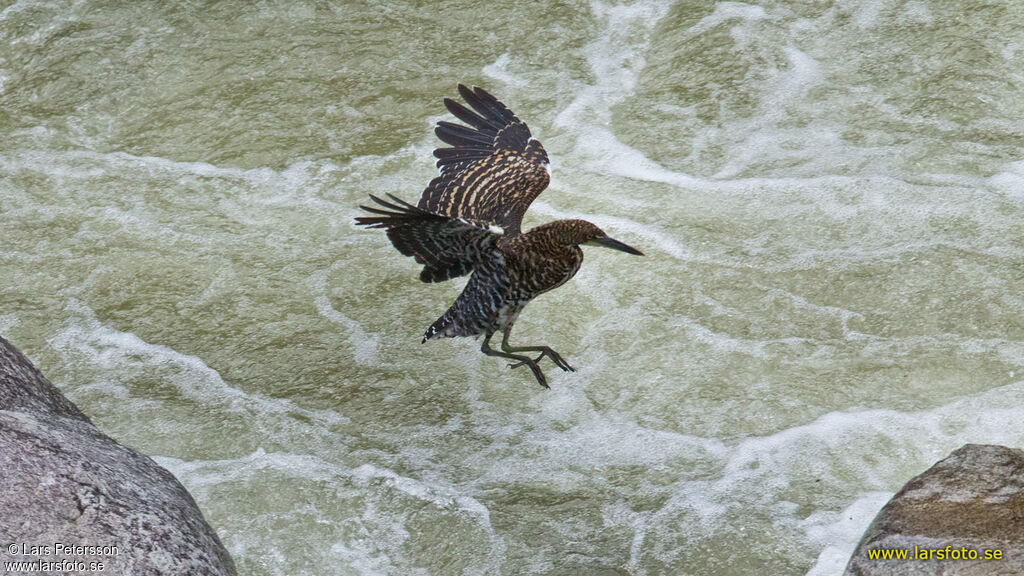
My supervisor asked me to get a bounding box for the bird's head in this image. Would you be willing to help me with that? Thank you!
[562,220,644,256]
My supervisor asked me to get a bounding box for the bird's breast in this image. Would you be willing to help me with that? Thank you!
[507,245,583,297]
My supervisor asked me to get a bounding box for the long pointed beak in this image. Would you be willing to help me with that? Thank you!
[588,236,644,255]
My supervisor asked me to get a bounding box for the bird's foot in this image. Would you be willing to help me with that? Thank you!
[507,348,575,372]
[504,358,549,388]
[543,348,575,372]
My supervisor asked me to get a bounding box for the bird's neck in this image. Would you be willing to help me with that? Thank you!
[521,220,580,250]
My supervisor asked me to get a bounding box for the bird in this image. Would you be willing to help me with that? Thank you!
[355,84,643,388]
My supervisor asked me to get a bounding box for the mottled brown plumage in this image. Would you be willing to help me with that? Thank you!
[356,84,642,387]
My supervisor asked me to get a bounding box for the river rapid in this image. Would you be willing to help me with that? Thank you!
[3,0,1024,574]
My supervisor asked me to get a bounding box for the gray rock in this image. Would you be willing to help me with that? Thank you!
[845,443,1024,576]
[0,336,236,575]
[0,336,89,421]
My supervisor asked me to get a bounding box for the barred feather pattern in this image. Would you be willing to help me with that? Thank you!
[354,194,502,283]
[423,220,587,342]
[355,86,645,389]
[422,253,512,341]
[419,84,550,236]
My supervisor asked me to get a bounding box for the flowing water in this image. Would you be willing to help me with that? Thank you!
[3,0,1024,574]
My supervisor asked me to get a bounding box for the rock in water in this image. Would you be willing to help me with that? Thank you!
[0,336,90,420]
[0,336,237,575]
[845,443,1024,576]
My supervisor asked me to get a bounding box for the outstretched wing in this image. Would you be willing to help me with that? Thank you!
[355,194,503,283]
[419,84,550,237]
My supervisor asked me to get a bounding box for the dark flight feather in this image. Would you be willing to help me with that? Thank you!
[355,194,502,283]
[419,84,551,236]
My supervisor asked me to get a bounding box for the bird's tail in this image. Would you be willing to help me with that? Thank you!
[422,314,454,343]
[422,272,504,342]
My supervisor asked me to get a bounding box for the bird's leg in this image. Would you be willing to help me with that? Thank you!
[501,326,575,372]
[480,332,549,388]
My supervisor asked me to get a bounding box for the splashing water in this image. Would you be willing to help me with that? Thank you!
[4,0,1024,574]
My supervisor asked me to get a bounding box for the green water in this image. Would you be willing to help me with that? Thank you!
[4,0,1024,574]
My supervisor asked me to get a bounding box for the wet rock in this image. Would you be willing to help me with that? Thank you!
[0,336,236,575]
[844,443,1024,576]
[0,337,89,421]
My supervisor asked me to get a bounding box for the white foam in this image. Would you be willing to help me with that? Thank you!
[7,1,1023,573]
[570,125,705,189]
[156,449,506,574]
[482,53,523,87]
[48,298,350,426]
[779,46,821,111]
[689,1,767,37]
[194,265,236,307]
[671,315,813,358]
[623,379,1024,573]
[554,0,671,131]
[530,199,693,260]
[713,45,825,179]
[0,313,20,334]
[155,450,406,575]
[900,0,933,25]
[755,283,866,334]
[849,0,885,29]
[308,266,380,366]
[545,1,776,189]
[802,492,892,576]
[988,159,1024,201]
[352,463,499,534]
[0,148,342,203]
[531,409,728,468]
